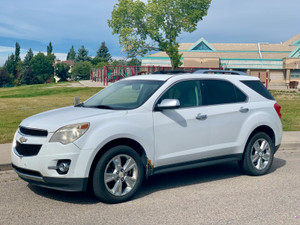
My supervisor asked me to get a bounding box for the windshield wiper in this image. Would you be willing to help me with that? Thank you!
[88,105,114,109]
[74,103,85,107]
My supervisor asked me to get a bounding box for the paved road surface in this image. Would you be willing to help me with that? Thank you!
[0,149,299,225]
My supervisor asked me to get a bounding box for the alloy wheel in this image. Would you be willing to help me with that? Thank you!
[104,154,138,197]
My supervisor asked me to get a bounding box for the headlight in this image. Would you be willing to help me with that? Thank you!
[49,123,90,145]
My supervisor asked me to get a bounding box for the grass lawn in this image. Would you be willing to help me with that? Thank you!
[0,82,102,144]
[270,90,300,131]
[0,84,299,144]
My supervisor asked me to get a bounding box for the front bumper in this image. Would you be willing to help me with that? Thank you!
[11,128,95,192]
[12,164,88,191]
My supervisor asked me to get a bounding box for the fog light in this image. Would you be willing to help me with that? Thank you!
[57,160,71,174]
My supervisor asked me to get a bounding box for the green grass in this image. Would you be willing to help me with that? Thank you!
[0,83,102,144]
[270,90,300,131]
[0,82,89,98]
[0,84,299,144]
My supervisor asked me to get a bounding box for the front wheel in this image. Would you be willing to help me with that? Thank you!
[92,145,144,203]
[239,132,275,176]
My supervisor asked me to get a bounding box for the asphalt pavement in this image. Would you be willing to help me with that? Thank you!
[1,148,300,224]
[0,131,299,171]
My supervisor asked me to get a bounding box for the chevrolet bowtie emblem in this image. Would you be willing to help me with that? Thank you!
[19,137,28,144]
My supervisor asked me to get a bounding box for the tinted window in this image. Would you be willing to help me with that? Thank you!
[241,80,274,100]
[200,80,246,105]
[235,86,248,102]
[158,80,202,108]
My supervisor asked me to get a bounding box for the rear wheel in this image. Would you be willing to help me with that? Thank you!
[92,145,144,203]
[240,132,275,176]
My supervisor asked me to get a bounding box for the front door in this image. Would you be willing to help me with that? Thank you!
[153,80,210,167]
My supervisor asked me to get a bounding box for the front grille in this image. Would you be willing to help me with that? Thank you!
[15,141,42,157]
[19,126,48,137]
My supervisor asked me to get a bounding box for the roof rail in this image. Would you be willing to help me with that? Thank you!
[151,70,189,74]
[193,69,249,76]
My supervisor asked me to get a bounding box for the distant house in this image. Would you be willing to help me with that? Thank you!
[142,34,300,84]
[54,59,74,73]
[62,60,75,73]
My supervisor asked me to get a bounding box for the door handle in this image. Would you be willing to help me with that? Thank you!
[239,107,249,113]
[196,113,207,120]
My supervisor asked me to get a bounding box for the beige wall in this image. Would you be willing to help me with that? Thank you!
[248,69,285,84]
[283,58,300,69]
[249,70,268,83]
[183,57,219,68]
[270,70,284,83]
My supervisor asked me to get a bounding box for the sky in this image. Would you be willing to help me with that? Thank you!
[0,0,300,66]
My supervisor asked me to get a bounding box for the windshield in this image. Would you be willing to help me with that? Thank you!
[82,79,164,110]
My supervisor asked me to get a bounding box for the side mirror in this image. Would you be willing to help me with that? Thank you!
[156,99,180,111]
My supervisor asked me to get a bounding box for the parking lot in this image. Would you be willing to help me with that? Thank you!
[0,149,299,225]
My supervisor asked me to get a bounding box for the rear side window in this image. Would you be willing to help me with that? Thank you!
[241,80,274,100]
[235,87,248,102]
[200,80,247,105]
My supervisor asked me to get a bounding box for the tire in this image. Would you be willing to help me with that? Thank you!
[239,132,275,176]
[92,145,144,203]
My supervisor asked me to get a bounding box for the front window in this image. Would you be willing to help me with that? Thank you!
[158,80,202,108]
[83,80,164,110]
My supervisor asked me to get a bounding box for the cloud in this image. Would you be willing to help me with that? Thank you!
[54,53,67,61]
[0,0,300,65]
[181,0,300,44]
[0,46,15,53]
[0,0,118,43]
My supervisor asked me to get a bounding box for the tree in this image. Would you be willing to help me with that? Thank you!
[19,66,38,85]
[96,42,112,62]
[30,52,54,83]
[67,45,76,61]
[15,42,21,63]
[19,48,35,85]
[0,68,14,86]
[3,42,22,79]
[91,56,105,65]
[111,59,127,66]
[94,61,108,69]
[55,63,70,81]
[75,45,91,62]
[71,61,92,80]
[46,53,56,65]
[108,0,211,69]
[3,54,16,75]
[127,58,141,66]
[23,48,34,67]
[47,42,53,55]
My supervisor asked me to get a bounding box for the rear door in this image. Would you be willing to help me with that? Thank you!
[199,79,251,155]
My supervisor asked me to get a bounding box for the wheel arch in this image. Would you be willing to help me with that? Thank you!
[243,125,276,155]
[249,126,275,143]
[87,138,148,189]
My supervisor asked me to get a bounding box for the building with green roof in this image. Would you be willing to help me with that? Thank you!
[142,34,300,85]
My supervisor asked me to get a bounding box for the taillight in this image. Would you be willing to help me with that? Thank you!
[274,103,281,119]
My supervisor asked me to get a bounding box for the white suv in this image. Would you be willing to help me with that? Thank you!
[11,70,282,203]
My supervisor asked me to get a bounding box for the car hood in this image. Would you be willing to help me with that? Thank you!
[20,106,127,132]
